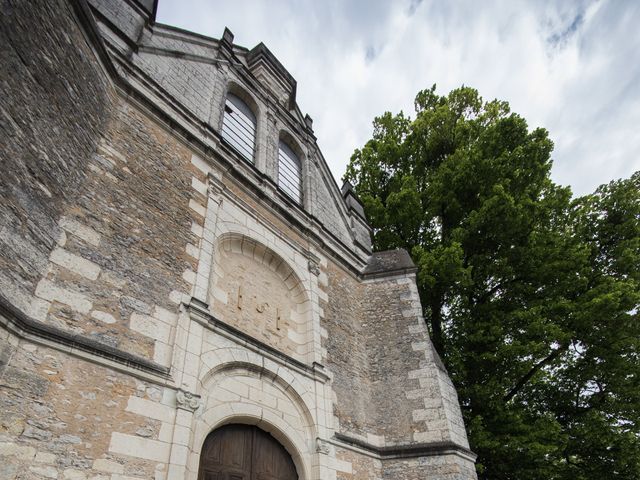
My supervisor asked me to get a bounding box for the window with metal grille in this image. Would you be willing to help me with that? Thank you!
[221,93,256,162]
[278,140,302,203]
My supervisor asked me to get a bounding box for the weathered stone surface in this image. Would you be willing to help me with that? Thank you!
[22,425,53,441]
[0,0,112,316]
[0,336,162,479]
[0,463,19,480]
[210,235,309,360]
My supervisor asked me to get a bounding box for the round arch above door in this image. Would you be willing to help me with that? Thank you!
[198,424,298,480]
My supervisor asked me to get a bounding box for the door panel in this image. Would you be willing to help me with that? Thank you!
[198,424,297,480]
[202,471,221,480]
[252,428,297,480]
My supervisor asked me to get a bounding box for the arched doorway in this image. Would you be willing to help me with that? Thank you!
[198,424,298,480]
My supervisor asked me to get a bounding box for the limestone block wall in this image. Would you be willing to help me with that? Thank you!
[382,455,479,480]
[362,275,432,444]
[334,448,383,480]
[1,0,202,365]
[0,0,112,319]
[321,251,477,479]
[90,0,147,44]
[309,161,354,248]
[14,95,198,365]
[135,29,221,129]
[321,263,370,437]
[0,331,170,479]
[362,274,470,447]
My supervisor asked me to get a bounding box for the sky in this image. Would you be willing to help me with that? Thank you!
[156,0,640,197]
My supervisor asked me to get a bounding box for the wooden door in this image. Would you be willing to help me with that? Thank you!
[198,424,298,480]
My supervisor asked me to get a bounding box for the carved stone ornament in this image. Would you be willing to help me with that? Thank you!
[315,437,330,455]
[207,172,224,198]
[256,302,269,313]
[308,260,320,276]
[176,389,201,412]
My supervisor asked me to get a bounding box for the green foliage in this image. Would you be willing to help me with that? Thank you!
[345,85,640,479]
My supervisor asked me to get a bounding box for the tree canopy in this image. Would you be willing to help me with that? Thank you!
[345,85,640,480]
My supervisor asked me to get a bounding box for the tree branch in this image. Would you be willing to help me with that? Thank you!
[503,343,569,403]
[476,276,525,304]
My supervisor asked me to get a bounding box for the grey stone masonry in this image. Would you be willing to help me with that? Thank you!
[88,0,360,253]
[341,181,373,254]
[323,249,476,477]
[0,0,112,321]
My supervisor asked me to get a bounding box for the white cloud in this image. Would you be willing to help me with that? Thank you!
[157,0,640,196]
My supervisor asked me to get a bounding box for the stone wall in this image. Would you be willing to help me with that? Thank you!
[335,447,382,480]
[322,262,370,437]
[19,94,196,363]
[322,252,477,478]
[90,0,147,45]
[0,332,163,479]
[323,256,462,445]
[210,235,311,361]
[382,454,479,480]
[0,0,199,364]
[362,276,433,444]
[0,0,112,318]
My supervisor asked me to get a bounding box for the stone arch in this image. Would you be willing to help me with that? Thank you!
[208,232,313,362]
[198,358,316,439]
[190,362,315,480]
[278,128,307,164]
[220,80,262,164]
[198,424,298,479]
[191,404,311,480]
[225,79,261,119]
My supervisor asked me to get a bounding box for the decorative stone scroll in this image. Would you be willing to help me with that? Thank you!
[308,259,320,276]
[315,437,330,455]
[176,389,201,412]
[207,171,225,198]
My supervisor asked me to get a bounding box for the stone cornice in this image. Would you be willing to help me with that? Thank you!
[0,294,170,380]
[332,432,477,462]
[187,300,330,384]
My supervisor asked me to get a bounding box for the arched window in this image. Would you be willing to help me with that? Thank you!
[222,93,256,163]
[278,140,302,203]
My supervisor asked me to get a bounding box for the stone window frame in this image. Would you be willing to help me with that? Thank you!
[221,82,262,164]
[277,129,306,205]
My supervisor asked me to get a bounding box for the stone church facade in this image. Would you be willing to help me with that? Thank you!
[0,1,477,479]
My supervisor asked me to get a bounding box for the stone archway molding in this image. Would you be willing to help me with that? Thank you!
[188,402,311,480]
[212,231,311,304]
[201,359,316,428]
[208,231,315,361]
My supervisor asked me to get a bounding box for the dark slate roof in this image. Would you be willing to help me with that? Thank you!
[362,249,417,278]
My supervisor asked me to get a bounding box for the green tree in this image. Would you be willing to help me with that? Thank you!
[345,85,640,480]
